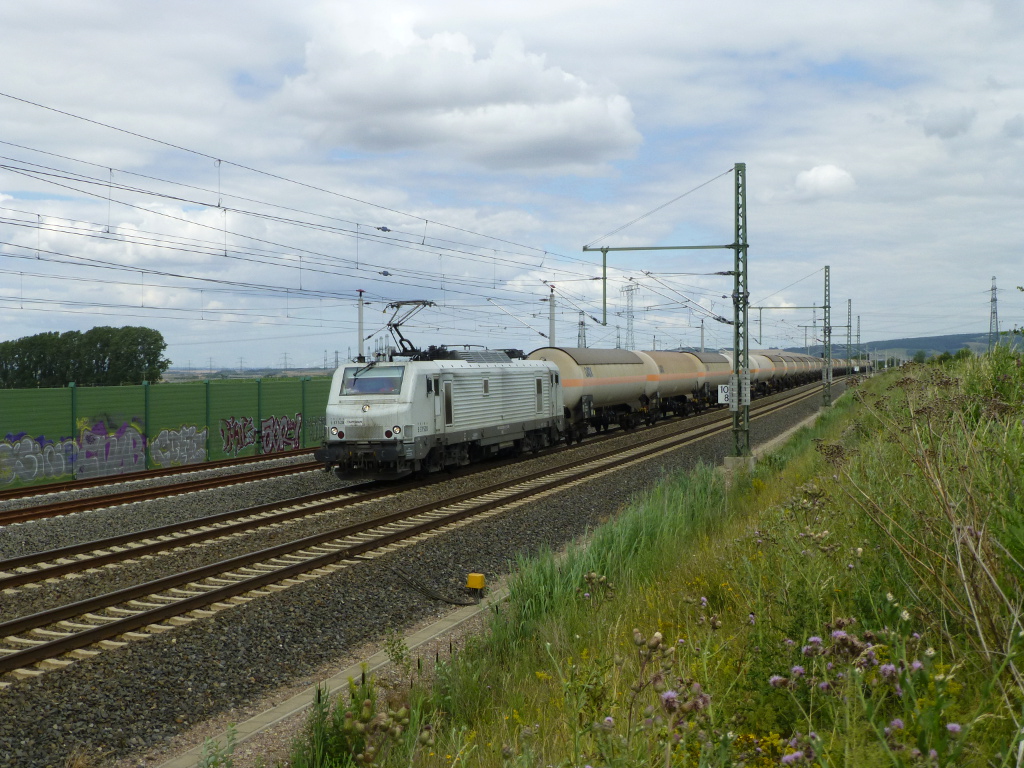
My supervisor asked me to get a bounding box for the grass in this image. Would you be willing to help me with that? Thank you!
[261,349,1024,767]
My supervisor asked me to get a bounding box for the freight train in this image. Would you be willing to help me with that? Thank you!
[314,346,859,480]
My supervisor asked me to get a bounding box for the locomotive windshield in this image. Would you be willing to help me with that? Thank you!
[340,365,405,395]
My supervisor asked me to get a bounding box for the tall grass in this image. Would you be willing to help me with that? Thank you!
[282,352,1024,767]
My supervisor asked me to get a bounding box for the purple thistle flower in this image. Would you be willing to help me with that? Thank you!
[700,596,708,608]
[832,630,847,640]
[784,638,796,647]
[781,751,804,764]
[583,592,591,598]
[807,636,822,645]
[880,663,897,678]
[791,665,805,677]
[769,675,787,688]
[818,681,830,691]
[660,690,679,711]
[947,723,961,734]
[911,660,924,672]
[890,718,904,730]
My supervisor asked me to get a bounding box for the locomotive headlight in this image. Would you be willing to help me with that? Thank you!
[361,404,371,412]
[330,426,339,435]
[392,425,402,434]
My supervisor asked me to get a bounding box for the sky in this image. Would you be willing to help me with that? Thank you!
[1,0,1022,370]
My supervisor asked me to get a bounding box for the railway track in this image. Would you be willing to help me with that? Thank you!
[0,453,321,526]
[0,448,318,504]
[0,383,827,685]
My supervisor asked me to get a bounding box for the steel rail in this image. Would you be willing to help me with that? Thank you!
[0,449,318,503]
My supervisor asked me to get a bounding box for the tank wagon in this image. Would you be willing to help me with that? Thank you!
[314,351,563,480]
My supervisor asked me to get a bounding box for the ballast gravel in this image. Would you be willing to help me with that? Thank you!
[0,384,844,768]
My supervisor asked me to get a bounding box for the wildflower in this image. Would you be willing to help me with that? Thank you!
[847,564,854,570]
[912,632,920,639]
[769,675,788,688]
[831,630,847,640]
[749,613,756,625]
[700,596,708,608]
[946,723,961,734]
[583,592,590,598]
[889,718,904,730]
[781,751,804,764]
[784,638,796,647]
[925,647,936,657]
[880,663,897,679]
[807,636,822,645]
[886,592,895,603]
[856,547,863,557]
[660,690,679,712]
[910,660,923,672]
[900,609,910,622]
[791,665,805,677]
[818,681,830,691]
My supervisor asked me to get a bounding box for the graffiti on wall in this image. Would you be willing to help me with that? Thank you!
[76,421,147,479]
[2,421,147,484]
[3,407,311,486]
[305,414,326,443]
[0,432,77,486]
[261,413,303,454]
[151,425,208,468]
[220,416,258,457]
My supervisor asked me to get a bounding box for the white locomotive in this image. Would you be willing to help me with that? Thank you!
[314,350,564,480]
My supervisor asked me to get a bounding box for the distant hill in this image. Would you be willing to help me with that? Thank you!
[785,331,1022,360]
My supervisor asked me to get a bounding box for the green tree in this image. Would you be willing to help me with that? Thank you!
[912,349,928,363]
[0,326,170,388]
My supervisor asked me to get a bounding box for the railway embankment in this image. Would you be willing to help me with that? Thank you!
[275,350,1024,767]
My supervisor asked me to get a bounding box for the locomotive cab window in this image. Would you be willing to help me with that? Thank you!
[536,378,543,411]
[483,379,489,395]
[339,365,405,395]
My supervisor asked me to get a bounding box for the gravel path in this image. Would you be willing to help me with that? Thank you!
[0,386,840,768]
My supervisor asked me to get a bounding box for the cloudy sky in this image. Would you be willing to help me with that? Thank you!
[1,0,1021,370]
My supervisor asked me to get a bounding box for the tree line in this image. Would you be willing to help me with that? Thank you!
[0,326,171,388]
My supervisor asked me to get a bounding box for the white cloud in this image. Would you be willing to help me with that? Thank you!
[277,21,641,170]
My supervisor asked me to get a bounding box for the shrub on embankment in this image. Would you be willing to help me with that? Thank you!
[285,348,1024,768]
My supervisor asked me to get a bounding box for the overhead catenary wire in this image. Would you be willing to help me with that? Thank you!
[583,167,734,249]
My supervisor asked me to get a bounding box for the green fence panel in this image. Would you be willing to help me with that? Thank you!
[73,385,147,479]
[148,382,210,469]
[208,379,260,460]
[2,375,335,487]
[303,377,331,448]
[0,387,74,487]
